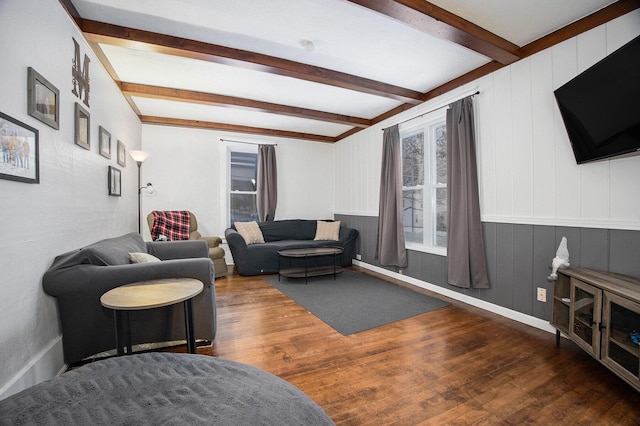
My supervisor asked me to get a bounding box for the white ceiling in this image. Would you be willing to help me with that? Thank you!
[66,0,622,142]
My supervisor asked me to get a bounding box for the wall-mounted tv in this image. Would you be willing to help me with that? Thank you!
[554,34,640,164]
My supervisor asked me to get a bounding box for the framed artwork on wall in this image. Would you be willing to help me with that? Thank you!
[117,140,126,167]
[74,103,90,150]
[108,166,121,196]
[99,126,111,159]
[0,111,39,184]
[27,67,60,130]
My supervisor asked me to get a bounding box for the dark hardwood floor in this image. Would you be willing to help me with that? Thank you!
[194,266,640,425]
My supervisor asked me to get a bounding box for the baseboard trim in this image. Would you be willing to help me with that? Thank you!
[353,260,556,335]
[0,337,66,400]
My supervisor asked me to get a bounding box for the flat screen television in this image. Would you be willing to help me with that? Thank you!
[554,34,640,164]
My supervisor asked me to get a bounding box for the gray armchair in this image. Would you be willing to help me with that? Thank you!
[42,233,216,365]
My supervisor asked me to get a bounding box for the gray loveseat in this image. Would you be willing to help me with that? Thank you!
[43,232,216,365]
[225,219,358,276]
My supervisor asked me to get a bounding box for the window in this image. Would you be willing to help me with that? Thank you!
[229,149,259,225]
[401,112,447,253]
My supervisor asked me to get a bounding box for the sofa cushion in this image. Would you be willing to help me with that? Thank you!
[234,221,265,245]
[314,220,340,241]
[258,219,317,241]
[255,240,340,252]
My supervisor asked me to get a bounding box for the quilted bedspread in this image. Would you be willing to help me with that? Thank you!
[0,353,334,425]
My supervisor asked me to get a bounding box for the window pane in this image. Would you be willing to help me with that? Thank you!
[230,193,258,223]
[435,123,447,185]
[400,117,447,251]
[230,151,257,191]
[435,187,447,247]
[402,132,424,187]
[403,189,423,243]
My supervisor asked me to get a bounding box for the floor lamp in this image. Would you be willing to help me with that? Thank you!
[128,150,154,234]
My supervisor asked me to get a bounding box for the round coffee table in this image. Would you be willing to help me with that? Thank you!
[100,278,203,355]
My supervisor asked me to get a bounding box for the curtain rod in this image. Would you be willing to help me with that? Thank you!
[220,138,277,146]
[382,90,480,131]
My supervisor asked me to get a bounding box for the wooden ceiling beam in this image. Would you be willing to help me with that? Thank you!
[346,0,521,64]
[120,82,371,128]
[58,0,83,27]
[80,19,424,105]
[140,116,338,143]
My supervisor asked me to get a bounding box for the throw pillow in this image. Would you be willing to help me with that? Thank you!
[314,220,341,241]
[234,221,265,245]
[129,252,161,264]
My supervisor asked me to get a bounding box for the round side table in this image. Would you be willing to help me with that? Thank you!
[100,278,203,355]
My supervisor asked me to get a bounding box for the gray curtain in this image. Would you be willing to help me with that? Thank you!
[257,144,277,221]
[376,124,408,268]
[446,96,489,288]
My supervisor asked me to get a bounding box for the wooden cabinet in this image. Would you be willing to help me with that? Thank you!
[551,267,640,392]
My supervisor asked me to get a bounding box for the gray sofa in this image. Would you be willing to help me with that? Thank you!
[225,219,358,276]
[42,232,216,365]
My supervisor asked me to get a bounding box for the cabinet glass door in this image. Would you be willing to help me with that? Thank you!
[602,292,640,388]
[569,278,602,357]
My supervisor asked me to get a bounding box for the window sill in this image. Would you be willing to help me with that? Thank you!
[405,243,447,257]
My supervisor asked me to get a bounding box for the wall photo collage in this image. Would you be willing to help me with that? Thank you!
[1,38,131,197]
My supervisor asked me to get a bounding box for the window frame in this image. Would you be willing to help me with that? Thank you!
[227,146,259,226]
[400,109,448,256]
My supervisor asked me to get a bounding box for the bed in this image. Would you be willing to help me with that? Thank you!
[0,353,333,425]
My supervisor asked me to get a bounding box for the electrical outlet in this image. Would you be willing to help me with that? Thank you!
[356,254,362,261]
[537,287,547,302]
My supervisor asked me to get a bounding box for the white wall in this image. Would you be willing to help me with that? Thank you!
[335,10,640,231]
[141,125,335,262]
[476,11,640,228]
[140,126,225,241]
[0,0,141,398]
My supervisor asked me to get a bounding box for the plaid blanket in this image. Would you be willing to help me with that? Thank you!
[150,210,191,241]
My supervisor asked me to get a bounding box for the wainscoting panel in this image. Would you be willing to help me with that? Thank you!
[495,224,516,309]
[513,225,534,314]
[580,228,609,272]
[337,215,379,267]
[610,229,640,277]
[481,222,498,304]
[336,214,640,322]
[532,226,556,319]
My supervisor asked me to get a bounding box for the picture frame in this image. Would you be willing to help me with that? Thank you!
[74,103,90,150]
[117,140,126,167]
[99,126,111,159]
[0,111,39,184]
[27,67,60,130]
[108,166,121,196]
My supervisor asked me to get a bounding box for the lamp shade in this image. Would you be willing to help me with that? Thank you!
[129,150,151,163]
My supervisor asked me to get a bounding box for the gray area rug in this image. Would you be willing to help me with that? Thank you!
[265,269,450,335]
